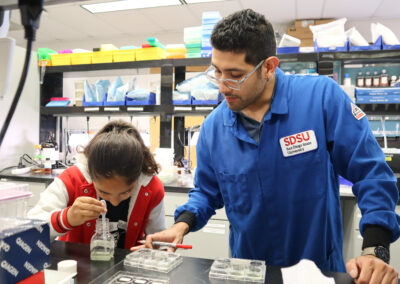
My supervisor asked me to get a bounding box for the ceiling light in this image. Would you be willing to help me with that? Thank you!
[81,0,181,13]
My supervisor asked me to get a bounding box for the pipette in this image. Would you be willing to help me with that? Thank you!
[100,200,107,251]
[137,240,192,249]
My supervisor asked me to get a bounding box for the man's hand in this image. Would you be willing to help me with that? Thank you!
[67,196,106,227]
[346,255,398,284]
[130,222,189,252]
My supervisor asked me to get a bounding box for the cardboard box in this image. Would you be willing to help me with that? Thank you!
[300,39,315,47]
[0,218,51,283]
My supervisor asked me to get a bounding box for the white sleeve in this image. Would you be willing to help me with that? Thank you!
[144,199,167,235]
[27,178,70,240]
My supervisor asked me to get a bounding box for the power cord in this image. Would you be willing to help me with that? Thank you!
[0,0,44,148]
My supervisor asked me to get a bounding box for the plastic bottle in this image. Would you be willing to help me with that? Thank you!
[34,144,42,166]
[343,73,352,86]
[380,69,389,87]
[390,75,398,87]
[372,71,380,87]
[364,72,372,88]
[356,72,364,87]
[90,218,114,261]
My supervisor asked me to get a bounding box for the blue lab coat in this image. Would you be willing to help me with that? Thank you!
[175,68,400,272]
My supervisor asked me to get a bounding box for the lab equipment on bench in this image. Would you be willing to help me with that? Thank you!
[124,248,183,273]
[90,215,115,261]
[137,240,192,249]
[0,181,32,218]
[209,257,266,282]
[104,271,169,284]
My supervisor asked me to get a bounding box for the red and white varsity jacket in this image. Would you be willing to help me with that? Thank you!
[28,162,166,249]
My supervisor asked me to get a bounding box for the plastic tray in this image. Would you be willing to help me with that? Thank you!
[0,182,32,218]
[50,53,71,66]
[103,271,169,284]
[209,257,266,283]
[71,52,92,65]
[92,51,113,64]
[314,39,348,52]
[136,47,166,61]
[104,93,125,106]
[113,49,136,62]
[123,248,183,273]
[349,36,382,51]
[277,46,300,54]
[82,94,103,106]
[125,92,156,105]
[192,97,218,105]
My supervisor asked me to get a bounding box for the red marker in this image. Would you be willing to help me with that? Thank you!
[138,240,192,249]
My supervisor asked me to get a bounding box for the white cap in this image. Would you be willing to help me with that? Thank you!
[57,260,77,275]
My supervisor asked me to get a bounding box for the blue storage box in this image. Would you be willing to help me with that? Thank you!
[103,93,125,106]
[192,97,219,105]
[125,92,156,105]
[82,94,104,106]
[349,36,382,51]
[277,46,300,54]
[314,39,348,52]
[173,98,192,105]
[382,40,400,50]
[355,87,400,104]
[0,218,50,283]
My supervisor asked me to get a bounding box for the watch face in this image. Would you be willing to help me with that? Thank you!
[374,246,390,263]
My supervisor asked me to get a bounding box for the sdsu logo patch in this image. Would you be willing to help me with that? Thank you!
[351,102,365,120]
[279,130,318,157]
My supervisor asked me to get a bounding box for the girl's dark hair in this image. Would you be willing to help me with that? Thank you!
[84,120,158,184]
[211,9,276,65]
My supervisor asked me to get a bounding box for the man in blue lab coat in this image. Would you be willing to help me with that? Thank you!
[144,9,400,283]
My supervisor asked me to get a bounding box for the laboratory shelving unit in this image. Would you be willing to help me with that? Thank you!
[40,49,400,162]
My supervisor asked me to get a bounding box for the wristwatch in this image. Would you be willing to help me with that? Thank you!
[361,246,390,264]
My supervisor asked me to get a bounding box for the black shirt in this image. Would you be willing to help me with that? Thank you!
[104,197,130,248]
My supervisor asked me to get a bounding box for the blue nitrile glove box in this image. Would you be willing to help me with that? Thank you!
[0,218,51,283]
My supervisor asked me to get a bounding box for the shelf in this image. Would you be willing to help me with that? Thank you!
[45,58,212,73]
[358,103,400,115]
[43,49,400,74]
[40,105,217,116]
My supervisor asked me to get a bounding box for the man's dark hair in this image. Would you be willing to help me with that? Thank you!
[84,119,159,184]
[211,9,276,66]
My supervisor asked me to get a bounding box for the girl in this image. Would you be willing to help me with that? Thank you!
[28,120,166,250]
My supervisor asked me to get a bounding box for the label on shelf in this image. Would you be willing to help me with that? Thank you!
[127,107,144,111]
[174,106,192,111]
[195,106,214,111]
[104,107,120,112]
[84,107,100,112]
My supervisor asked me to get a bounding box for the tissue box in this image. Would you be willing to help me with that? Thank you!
[0,218,51,283]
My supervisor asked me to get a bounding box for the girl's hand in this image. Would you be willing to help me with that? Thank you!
[67,197,106,227]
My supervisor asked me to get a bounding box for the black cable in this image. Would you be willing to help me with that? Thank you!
[0,0,43,149]
[0,166,17,174]
[0,39,33,148]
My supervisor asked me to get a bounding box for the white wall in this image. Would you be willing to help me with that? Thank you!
[0,46,40,169]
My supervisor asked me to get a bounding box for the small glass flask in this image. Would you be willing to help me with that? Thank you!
[90,217,114,261]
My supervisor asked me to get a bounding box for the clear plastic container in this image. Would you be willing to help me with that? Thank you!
[0,182,32,218]
[209,257,266,283]
[124,248,183,273]
[90,218,114,261]
[104,271,169,284]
